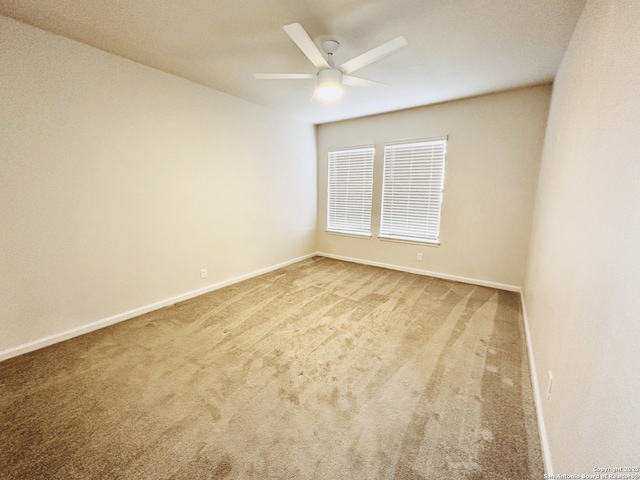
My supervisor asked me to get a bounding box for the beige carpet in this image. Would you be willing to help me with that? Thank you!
[0,257,542,479]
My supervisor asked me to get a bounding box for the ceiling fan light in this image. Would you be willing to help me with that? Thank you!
[317,84,344,101]
[316,69,344,101]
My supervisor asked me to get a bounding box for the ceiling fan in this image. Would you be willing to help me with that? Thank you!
[253,23,408,101]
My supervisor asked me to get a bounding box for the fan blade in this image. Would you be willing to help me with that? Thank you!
[342,75,387,87]
[282,23,330,70]
[339,36,408,74]
[253,73,315,79]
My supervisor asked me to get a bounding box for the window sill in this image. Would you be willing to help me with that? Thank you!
[326,230,372,240]
[378,235,440,247]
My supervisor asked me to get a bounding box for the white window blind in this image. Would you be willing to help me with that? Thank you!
[327,147,375,236]
[380,139,447,244]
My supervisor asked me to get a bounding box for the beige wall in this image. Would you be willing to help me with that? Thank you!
[524,0,640,473]
[0,16,317,357]
[317,86,550,289]
[5,2,640,472]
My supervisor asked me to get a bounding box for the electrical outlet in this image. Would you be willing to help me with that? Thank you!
[547,371,553,399]
[416,252,423,261]
[200,268,207,279]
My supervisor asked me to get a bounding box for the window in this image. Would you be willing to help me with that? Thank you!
[327,147,375,236]
[380,139,447,244]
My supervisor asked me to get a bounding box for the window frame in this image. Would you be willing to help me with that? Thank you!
[379,138,447,245]
[326,146,376,237]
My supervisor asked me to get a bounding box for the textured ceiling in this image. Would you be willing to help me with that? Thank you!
[0,0,585,124]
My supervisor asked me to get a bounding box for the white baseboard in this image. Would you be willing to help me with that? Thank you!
[316,252,521,292]
[0,253,315,362]
[318,252,552,471]
[520,293,553,476]
[1,250,552,475]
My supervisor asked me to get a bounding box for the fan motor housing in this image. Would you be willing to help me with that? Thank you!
[318,68,343,86]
